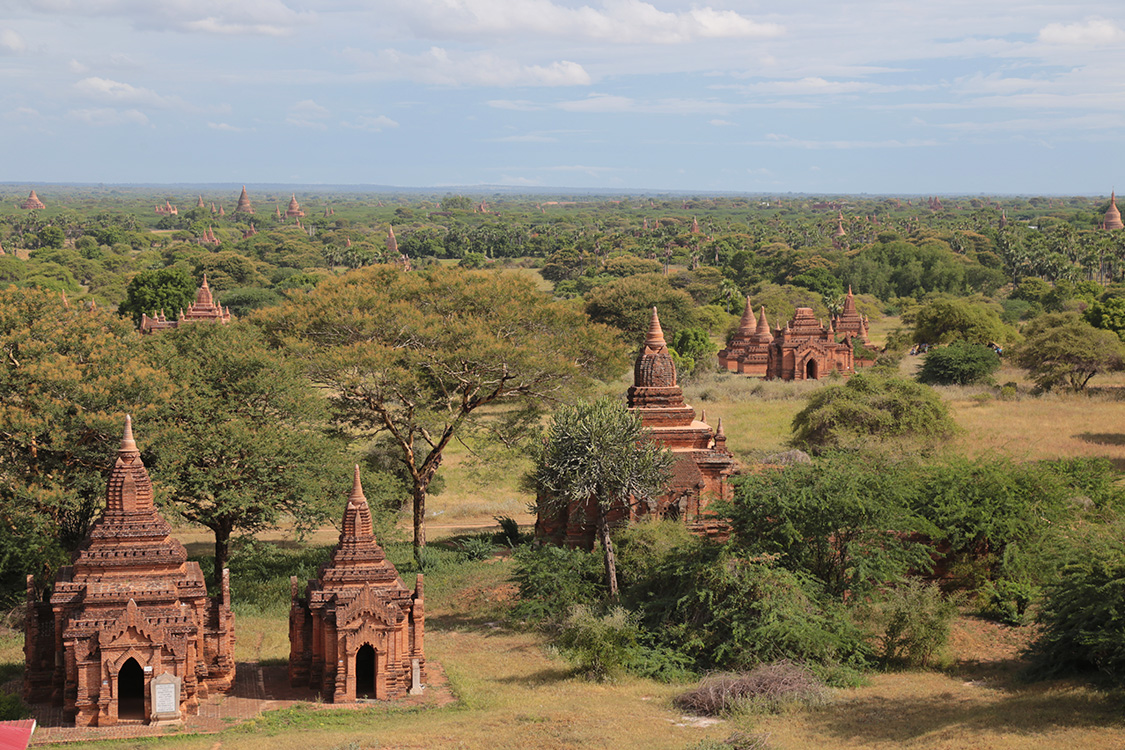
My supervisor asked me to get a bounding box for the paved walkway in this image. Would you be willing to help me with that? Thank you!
[28,661,452,745]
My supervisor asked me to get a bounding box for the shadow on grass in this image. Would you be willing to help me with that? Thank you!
[427,612,510,633]
[1075,432,1125,446]
[804,682,1125,744]
[494,665,573,688]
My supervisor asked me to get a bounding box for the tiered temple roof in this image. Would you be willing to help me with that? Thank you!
[234,186,254,214]
[765,307,854,381]
[718,298,773,376]
[140,276,232,334]
[24,418,234,726]
[20,190,45,210]
[289,467,424,701]
[285,194,305,218]
[1104,192,1124,230]
[830,287,870,342]
[539,308,737,546]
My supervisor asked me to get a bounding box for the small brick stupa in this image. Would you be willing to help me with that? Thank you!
[288,467,425,701]
[718,297,773,376]
[285,194,305,219]
[20,190,45,210]
[24,417,235,726]
[140,276,232,334]
[233,186,254,214]
[765,307,854,380]
[538,308,737,546]
[1104,192,1124,230]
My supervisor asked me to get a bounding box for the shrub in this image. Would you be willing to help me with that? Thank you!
[557,604,638,681]
[871,580,959,668]
[673,661,828,716]
[509,545,603,625]
[493,515,524,547]
[916,341,1001,386]
[1028,542,1125,683]
[0,693,31,721]
[790,373,956,452]
[457,535,496,562]
[980,579,1039,626]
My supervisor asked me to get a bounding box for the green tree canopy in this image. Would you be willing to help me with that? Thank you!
[257,264,628,563]
[791,373,956,452]
[1012,312,1125,392]
[584,273,695,343]
[911,298,1014,346]
[118,267,197,325]
[916,341,1001,386]
[530,396,673,597]
[142,321,345,580]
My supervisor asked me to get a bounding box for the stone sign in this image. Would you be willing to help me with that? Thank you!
[150,673,181,723]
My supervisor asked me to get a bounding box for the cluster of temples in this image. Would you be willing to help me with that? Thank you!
[140,276,232,334]
[536,308,738,547]
[24,419,424,727]
[719,289,876,381]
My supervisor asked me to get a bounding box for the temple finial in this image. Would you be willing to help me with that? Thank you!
[120,415,137,452]
[349,464,366,505]
[645,307,666,348]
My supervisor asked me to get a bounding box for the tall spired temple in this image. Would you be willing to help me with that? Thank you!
[537,308,738,547]
[24,418,235,726]
[717,297,773,376]
[1103,192,1124,230]
[234,186,254,214]
[140,276,232,334]
[288,467,425,701]
[284,194,305,219]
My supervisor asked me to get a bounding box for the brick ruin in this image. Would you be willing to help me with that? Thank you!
[19,190,45,210]
[285,194,306,219]
[720,288,876,380]
[234,186,254,214]
[288,467,425,701]
[24,417,235,726]
[537,307,738,547]
[140,276,232,334]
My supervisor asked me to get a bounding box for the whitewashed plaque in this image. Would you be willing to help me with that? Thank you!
[150,673,182,722]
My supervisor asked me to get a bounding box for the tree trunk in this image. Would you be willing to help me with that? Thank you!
[597,511,619,599]
[412,485,427,568]
[213,520,233,588]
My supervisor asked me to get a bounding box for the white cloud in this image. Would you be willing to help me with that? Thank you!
[0,29,26,55]
[4,106,39,120]
[286,99,330,129]
[709,119,735,126]
[68,59,89,74]
[755,134,939,149]
[489,133,558,142]
[73,77,189,109]
[207,121,248,132]
[341,115,399,132]
[343,46,591,87]
[486,100,545,111]
[392,0,782,44]
[554,92,734,115]
[67,107,150,126]
[21,0,310,36]
[1039,19,1125,46]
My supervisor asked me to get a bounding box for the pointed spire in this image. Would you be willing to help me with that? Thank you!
[716,417,725,437]
[349,464,365,506]
[738,296,754,330]
[61,292,69,309]
[645,307,666,348]
[756,306,770,335]
[700,409,707,424]
[120,414,137,453]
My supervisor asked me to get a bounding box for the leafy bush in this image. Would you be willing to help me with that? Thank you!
[726,455,933,597]
[457,535,496,562]
[509,544,603,624]
[557,604,639,681]
[790,373,956,452]
[916,341,1001,386]
[1028,542,1125,683]
[871,580,959,667]
[980,579,1039,626]
[1012,312,1125,392]
[493,515,524,547]
[673,661,827,716]
[0,693,31,721]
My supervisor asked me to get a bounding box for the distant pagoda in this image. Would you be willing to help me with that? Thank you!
[1104,192,1124,230]
[234,186,254,214]
[19,190,45,210]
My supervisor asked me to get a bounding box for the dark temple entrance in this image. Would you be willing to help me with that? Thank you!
[356,644,375,698]
[805,359,818,380]
[118,658,145,720]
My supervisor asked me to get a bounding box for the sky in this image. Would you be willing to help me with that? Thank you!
[1,1,1124,194]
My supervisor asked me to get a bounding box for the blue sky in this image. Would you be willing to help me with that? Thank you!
[1,0,1124,194]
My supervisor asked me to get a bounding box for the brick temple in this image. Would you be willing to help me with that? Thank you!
[19,190,45,210]
[537,307,738,547]
[284,194,305,219]
[24,417,235,726]
[288,467,425,701]
[717,297,773,376]
[234,186,254,214]
[140,276,232,334]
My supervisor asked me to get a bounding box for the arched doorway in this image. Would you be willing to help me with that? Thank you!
[356,644,375,698]
[118,658,145,720]
[805,359,818,380]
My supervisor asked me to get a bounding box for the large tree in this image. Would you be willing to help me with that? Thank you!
[530,397,673,597]
[1013,312,1125,392]
[143,321,345,581]
[118,267,197,325]
[0,287,171,598]
[258,264,627,563]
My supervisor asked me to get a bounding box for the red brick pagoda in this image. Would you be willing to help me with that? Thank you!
[1104,192,1123,230]
[765,307,854,380]
[19,190,45,210]
[233,186,254,214]
[140,276,232,334]
[284,194,305,219]
[718,297,773,376]
[288,467,425,701]
[24,417,235,726]
[537,308,737,547]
